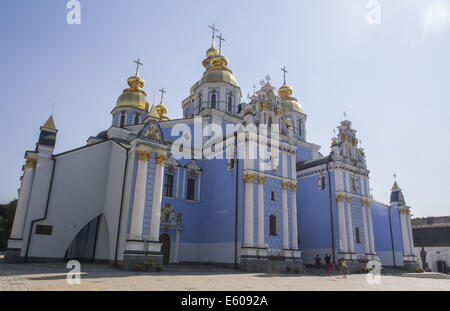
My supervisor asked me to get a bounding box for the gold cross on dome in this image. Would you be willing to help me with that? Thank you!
[208,23,219,40]
[159,87,167,103]
[134,58,143,76]
[216,33,225,54]
[281,66,288,84]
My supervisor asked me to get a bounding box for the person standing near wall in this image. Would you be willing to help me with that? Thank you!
[324,253,332,276]
[314,254,322,276]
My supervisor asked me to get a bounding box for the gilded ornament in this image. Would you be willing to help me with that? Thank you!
[258,176,265,185]
[137,151,151,162]
[291,184,298,192]
[335,194,345,202]
[346,195,351,203]
[156,154,167,165]
[243,174,255,183]
[282,182,289,190]
[25,158,37,168]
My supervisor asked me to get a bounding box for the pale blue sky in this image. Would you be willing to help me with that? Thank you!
[0,0,449,217]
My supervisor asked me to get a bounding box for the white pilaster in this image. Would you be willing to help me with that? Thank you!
[129,150,151,240]
[174,228,181,263]
[400,210,411,256]
[257,176,265,247]
[149,153,166,242]
[243,174,255,247]
[367,202,376,254]
[291,184,299,250]
[361,199,370,254]
[407,213,415,256]
[336,195,348,253]
[10,157,36,239]
[345,195,355,253]
[282,182,289,249]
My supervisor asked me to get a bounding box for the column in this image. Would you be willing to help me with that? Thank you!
[243,174,255,247]
[174,229,181,263]
[129,151,151,240]
[336,195,348,253]
[10,157,36,239]
[407,212,415,256]
[149,153,167,242]
[361,199,370,254]
[400,209,411,256]
[282,182,289,249]
[291,184,299,250]
[367,201,376,254]
[346,195,355,253]
[257,176,265,247]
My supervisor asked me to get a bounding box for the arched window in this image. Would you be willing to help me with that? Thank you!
[298,119,302,136]
[227,94,233,112]
[318,173,326,190]
[269,215,277,236]
[268,116,273,131]
[119,112,126,128]
[355,227,361,244]
[237,104,242,114]
[211,93,217,109]
[134,113,140,125]
[198,94,202,109]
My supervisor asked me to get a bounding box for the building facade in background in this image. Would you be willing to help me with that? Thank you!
[5,33,418,272]
[412,216,450,273]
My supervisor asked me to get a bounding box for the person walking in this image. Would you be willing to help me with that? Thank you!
[340,257,348,279]
[314,254,322,276]
[324,253,332,276]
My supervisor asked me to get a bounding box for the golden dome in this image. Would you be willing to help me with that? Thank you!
[278,83,303,114]
[156,102,169,121]
[190,42,238,95]
[206,43,219,58]
[116,75,149,111]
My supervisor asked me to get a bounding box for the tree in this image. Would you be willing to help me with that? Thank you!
[0,199,17,251]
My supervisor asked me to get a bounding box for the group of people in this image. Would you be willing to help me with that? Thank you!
[314,254,349,278]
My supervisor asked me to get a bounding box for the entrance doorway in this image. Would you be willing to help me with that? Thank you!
[159,234,171,265]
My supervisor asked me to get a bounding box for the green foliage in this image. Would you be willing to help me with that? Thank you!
[0,199,17,251]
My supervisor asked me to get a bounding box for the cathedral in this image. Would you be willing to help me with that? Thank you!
[5,28,418,272]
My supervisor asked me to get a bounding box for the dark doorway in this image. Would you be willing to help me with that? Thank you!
[159,234,171,265]
[65,215,101,262]
[437,260,448,273]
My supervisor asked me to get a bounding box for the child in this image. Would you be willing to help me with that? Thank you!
[340,257,348,279]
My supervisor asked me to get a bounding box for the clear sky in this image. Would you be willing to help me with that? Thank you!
[0,0,449,217]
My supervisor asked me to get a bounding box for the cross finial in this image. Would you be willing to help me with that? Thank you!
[393,173,397,180]
[134,58,143,76]
[343,111,347,120]
[208,24,219,42]
[216,33,225,54]
[253,84,256,94]
[159,87,167,104]
[281,66,288,85]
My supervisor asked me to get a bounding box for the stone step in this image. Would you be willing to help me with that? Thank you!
[161,264,238,273]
